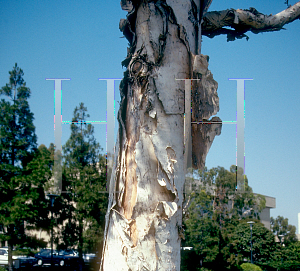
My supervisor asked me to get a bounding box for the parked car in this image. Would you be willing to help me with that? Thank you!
[83,252,101,270]
[34,249,80,267]
[0,247,36,269]
[62,249,78,257]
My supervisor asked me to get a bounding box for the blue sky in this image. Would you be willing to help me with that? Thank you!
[1,1,299,233]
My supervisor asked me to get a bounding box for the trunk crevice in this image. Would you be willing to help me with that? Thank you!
[101,1,221,270]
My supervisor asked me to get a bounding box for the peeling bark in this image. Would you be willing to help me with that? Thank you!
[202,1,300,40]
[101,1,221,270]
[190,54,221,169]
[100,1,300,270]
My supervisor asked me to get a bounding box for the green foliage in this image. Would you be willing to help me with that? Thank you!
[183,166,300,270]
[240,263,262,271]
[184,189,219,264]
[82,223,105,253]
[270,216,298,246]
[0,64,51,269]
[0,63,37,167]
[56,103,108,254]
[232,221,276,265]
[12,248,38,256]
[183,166,267,270]
[263,241,300,271]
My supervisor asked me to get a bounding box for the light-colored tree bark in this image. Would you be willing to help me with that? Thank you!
[101,1,219,270]
[100,1,299,270]
[202,1,300,40]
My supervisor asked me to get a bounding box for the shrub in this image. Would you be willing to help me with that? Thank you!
[13,248,37,256]
[240,263,262,271]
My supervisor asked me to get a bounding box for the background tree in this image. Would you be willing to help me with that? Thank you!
[102,1,300,270]
[0,64,50,271]
[267,243,300,271]
[276,241,300,271]
[234,223,299,271]
[234,216,299,270]
[183,166,266,270]
[58,103,107,268]
[184,189,219,270]
[232,221,277,267]
[271,215,298,246]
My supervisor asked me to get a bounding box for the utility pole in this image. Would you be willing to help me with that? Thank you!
[47,194,58,269]
[247,221,255,264]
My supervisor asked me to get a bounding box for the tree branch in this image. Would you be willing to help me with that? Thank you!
[202,1,300,41]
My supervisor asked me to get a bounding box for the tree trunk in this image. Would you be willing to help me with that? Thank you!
[8,225,14,271]
[78,221,83,271]
[101,1,220,270]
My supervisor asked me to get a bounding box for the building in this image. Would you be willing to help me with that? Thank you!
[254,194,276,230]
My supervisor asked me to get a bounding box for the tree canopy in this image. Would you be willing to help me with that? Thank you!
[183,166,300,270]
[0,64,50,271]
[55,103,108,255]
[271,215,298,246]
[183,166,266,270]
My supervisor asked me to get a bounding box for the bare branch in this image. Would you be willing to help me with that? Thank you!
[202,1,300,41]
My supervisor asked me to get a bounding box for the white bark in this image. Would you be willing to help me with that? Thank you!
[100,1,300,270]
[202,1,300,40]
[100,1,220,270]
